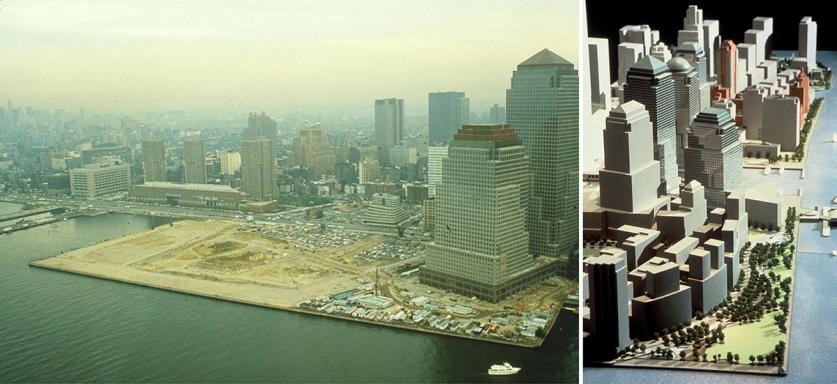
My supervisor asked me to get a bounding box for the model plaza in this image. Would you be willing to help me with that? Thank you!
[582,6,822,375]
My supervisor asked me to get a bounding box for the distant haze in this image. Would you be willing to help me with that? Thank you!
[0,0,578,117]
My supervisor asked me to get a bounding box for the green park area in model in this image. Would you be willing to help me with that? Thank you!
[706,209,797,365]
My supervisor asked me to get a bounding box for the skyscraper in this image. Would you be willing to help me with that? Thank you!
[506,48,578,271]
[428,92,469,145]
[244,112,278,142]
[142,140,165,182]
[241,138,277,202]
[623,55,680,195]
[374,98,404,164]
[183,136,206,184]
[684,108,743,208]
[421,124,534,302]
[799,17,817,68]
[669,57,701,169]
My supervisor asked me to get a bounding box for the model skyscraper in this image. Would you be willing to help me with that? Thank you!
[623,55,680,195]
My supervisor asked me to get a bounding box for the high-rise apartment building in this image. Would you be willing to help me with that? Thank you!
[421,124,534,302]
[374,98,404,164]
[428,92,469,145]
[506,48,579,270]
[142,140,165,182]
[245,112,278,142]
[220,151,241,175]
[623,55,680,195]
[241,138,277,202]
[183,136,207,184]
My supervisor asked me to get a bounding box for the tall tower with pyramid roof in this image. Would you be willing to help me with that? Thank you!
[506,48,579,277]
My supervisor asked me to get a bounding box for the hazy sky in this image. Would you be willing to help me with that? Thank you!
[0,0,578,117]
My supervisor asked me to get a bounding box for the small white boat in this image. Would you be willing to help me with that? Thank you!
[488,362,521,376]
[832,250,837,257]
[832,132,837,143]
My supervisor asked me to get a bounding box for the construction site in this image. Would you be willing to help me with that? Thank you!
[31,219,573,347]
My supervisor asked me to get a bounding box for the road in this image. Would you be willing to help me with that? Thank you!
[0,194,429,241]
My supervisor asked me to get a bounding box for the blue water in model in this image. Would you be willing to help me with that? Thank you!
[585,51,837,384]
[0,211,577,382]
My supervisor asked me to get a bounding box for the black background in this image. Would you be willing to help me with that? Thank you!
[586,0,833,79]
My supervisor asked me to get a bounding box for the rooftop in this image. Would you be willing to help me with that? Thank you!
[141,182,238,192]
[518,48,573,68]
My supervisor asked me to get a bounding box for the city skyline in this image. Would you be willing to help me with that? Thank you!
[0,0,578,116]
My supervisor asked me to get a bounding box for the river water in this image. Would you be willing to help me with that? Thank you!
[0,209,578,383]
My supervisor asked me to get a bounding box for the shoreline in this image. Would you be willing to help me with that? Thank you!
[29,258,550,350]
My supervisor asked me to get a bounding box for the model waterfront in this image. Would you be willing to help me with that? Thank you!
[583,50,837,384]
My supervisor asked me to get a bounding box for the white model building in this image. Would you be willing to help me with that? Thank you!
[623,55,680,195]
[799,17,817,70]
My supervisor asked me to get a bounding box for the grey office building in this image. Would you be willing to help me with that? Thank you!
[421,124,536,302]
[506,48,579,273]
[623,55,680,195]
[142,140,166,182]
[684,108,744,208]
[375,98,404,164]
[428,92,469,145]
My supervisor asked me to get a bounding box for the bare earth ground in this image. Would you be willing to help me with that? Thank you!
[32,219,572,346]
[35,220,383,307]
